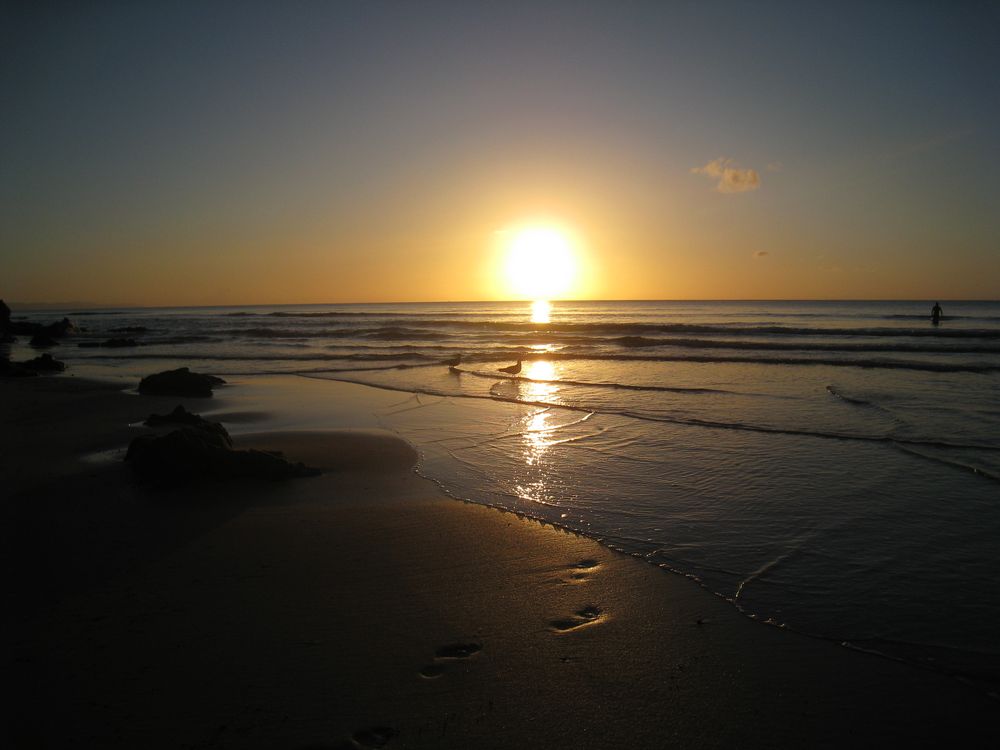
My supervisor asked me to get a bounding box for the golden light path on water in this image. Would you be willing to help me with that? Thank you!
[531,299,551,323]
[514,358,563,505]
[510,302,575,508]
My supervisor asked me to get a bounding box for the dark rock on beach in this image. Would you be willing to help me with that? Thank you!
[138,367,226,397]
[144,404,230,442]
[48,317,76,337]
[20,353,66,372]
[0,303,71,376]
[10,315,77,340]
[29,333,59,348]
[125,419,320,486]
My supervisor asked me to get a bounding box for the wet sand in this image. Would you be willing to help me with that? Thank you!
[3,375,997,748]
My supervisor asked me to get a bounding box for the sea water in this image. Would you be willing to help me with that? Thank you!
[11,300,1000,681]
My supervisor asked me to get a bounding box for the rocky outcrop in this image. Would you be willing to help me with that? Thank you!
[144,404,229,443]
[1,304,75,347]
[125,418,320,486]
[11,316,77,339]
[138,367,226,397]
[23,353,67,371]
[29,333,59,348]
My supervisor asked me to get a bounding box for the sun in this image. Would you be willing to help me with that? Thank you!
[503,225,578,300]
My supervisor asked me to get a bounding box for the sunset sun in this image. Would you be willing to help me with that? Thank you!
[503,225,578,300]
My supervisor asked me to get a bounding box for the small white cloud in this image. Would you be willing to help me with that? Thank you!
[691,157,761,193]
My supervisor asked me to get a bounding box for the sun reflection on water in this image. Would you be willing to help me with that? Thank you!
[531,299,551,323]
[514,408,559,505]
[522,359,557,401]
[513,360,563,505]
[524,409,554,467]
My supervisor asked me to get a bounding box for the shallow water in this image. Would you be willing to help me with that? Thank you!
[14,299,1000,680]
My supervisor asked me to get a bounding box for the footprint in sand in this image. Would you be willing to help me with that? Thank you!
[418,664,446,679]
[310,726,397,750]
[567,559,601,582]
[550,605,604,633]
[352,726,398,748]
[418,642,483,679]
[435,642,483,659]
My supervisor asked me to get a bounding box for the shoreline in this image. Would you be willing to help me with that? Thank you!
[290,371,1000,687]
[4,373,999,748]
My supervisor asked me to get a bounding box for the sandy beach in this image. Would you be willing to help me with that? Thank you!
[3,374,998,749]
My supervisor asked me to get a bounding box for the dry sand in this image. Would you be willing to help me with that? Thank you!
[3,375,998,748]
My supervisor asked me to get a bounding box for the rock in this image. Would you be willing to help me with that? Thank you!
[125,424,320,486]
[138,367,226,397]
[11,316,77,339]
[19,353,66,372]
[0,299,10,330]
[144,405,232,445]
[48,317,76,337]
[29,333,59,348]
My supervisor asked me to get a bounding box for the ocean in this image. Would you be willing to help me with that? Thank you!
[11,299,1000,682]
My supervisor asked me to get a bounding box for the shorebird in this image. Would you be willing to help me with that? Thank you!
[444,353,462,372]
[498,360,522,375]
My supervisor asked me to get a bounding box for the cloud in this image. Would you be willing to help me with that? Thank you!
[691,157,760,193]
[753,251,769,258]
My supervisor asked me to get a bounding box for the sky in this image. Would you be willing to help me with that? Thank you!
[2,0,998,305]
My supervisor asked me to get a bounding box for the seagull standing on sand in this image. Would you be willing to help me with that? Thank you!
[498,360,522,375]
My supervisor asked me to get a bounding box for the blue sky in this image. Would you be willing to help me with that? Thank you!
[2,1,998,303]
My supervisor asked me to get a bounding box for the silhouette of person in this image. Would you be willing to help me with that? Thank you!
[931,301,943,325]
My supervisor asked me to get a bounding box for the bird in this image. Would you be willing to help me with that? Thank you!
[498,360,522,375]
[444,353,462,373]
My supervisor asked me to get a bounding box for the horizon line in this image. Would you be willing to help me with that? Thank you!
[7,297,997,311]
